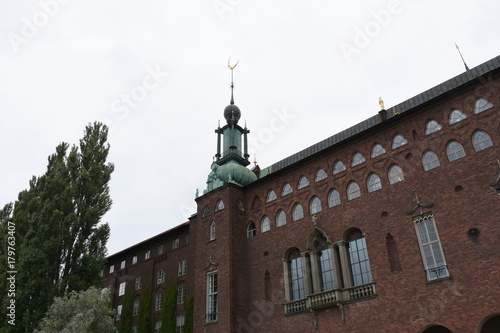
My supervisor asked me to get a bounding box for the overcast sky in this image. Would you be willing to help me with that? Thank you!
[1,0,499,255]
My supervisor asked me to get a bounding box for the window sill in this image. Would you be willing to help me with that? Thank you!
[426,275,451,284]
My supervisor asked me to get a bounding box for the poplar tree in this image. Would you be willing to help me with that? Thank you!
[0,122,114,333]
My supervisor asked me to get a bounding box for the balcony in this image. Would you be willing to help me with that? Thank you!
[284,282,376,315]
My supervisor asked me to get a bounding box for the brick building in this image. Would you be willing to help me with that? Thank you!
[104,55,500,333]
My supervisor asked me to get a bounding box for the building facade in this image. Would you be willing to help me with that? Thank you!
[104,56,500,333]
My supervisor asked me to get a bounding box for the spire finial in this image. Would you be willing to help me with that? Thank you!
[455,42,470,71]
[228,57,239,105]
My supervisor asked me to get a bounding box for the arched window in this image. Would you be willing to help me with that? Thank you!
[425,120,442,135]
[420,325,453,333]
[367,173,382,193]
[315,168,327,182]
[473,97,493,114]
[328,189,341,207]
[347,229,373,286]
[276,210,287,227]
[237,199,245,211]
[333,160,346,174]
[371,143,386,158]
[388,164,404,184]
[292,204,304,221]
[392,134,408,149]
[472,130,493,151]
[266,190,277,202]
[247,222,256,238]
[282,183,293,196]
[286,249,305,301]
[310,196,322,214]
[297,176,310,189]
[422,150,440,171]
[351,152,366,166]
[202,205,211,217]
[449,109,467,124]
[209,221,216,241]
[215,200,225,212]
[261,216,270,233]
[446,140,466,161]
[347,181,361,200]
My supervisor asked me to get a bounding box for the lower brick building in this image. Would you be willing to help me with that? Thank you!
[104,55,500,333]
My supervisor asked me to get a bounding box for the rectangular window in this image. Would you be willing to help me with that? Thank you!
[154,321,162,333]
[118,282,126,296]
[120,260,126,269]
[206,271,218,322]
[177,285,186,304]
[145,250,151,260]
[155,293,163,311]
[173,238,180,249]
[117,304,122,321]
[135,275,143,290]
[288,257,305,300]
[109,265,114,274]
[157,268,166,284]
[132,326,138,333]
[178,259,187,276]
[176,314,185,333]
[132,255,138,264]
[158,244,164,254]
[413,213,449,281]
[133,299,139,316]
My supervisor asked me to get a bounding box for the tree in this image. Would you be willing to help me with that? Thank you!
[36,287,115,333]
[160,280,178,333]
[0,122,114,333]
[137,284,152,333]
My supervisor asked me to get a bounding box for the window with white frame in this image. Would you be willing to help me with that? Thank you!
[422,150,440,171]
[266,190,277,202]
[177,285,186,304]
[446,141,466,161]
[371,143,386,158]
[425,120,442,135]
[473,97,493,114]
[132,326,138,333]
[209,221,216,241]
[367,173,382,193]
[333,160,346,174]
[413,213,449,281]
[176,314,185,333]
[315,168,327,182]
[157,268,165,284]
[132,255,138,264]
[261,216,271,233]
[154,321,162,333]
[310,196,322,214]
[472,130,493,151]
[328,189,341,207]
[145,250,151,260]
[206,271,218,322]
[282,183,293,196]
[292,204,304,221]
[351,152,366,166]
[347,181,361,200]
[178,259,187,276]
[109,265,114,274]
[392,134,408,149]
[120,260,126,269]
[173,238,179,249]
[276,210,287,227]
[155,293,163,311]
[133,299,139,316]
[347,229,373,286]
[158,245,164,255]
[388,164,404,184]
[449,109,467,124]
[118,282,126,296]
[247,222,256,238]
[117,304,122,321]
[298,176,310,189]
[287,249,305,300]
[135,275,143,290]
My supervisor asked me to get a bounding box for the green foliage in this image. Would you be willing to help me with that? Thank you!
[118,291,134,333]
[137,284,152,333]
[36,287,115,333]
[0,123,114,333]
[184,296,194,333]
[160,280,178,333]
